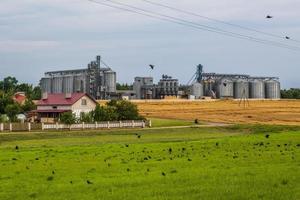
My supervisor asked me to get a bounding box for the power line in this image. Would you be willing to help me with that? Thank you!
[86,0,300,51]
[140,0,300,43]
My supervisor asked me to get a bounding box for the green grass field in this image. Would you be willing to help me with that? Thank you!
[0,124,300,200]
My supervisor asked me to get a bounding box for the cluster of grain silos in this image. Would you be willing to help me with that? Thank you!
[40,55,117,99]
[190,77,280,99]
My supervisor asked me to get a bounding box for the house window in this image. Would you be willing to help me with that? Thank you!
[81,99,87,106]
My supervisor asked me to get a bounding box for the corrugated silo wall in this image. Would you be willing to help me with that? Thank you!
[265,80,281,99]
[234,80,249,99]
[249,80,265,99]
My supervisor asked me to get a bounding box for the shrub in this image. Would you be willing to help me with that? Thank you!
[5,103,21,122]
[60,112,76,125]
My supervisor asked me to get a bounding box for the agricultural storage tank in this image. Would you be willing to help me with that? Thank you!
[249,80,265,99]
[234,79,249,99]
[73,75,84,93]
[216,78,234,98]
[203,80,215,96]
[104,71,116,93]
[265,80,280,99]
[40,77,52,93]
[191,82,203,98]
[51,76,64,93]
[63,76,74,93]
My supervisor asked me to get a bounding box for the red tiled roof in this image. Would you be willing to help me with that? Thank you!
[37,93,96,106]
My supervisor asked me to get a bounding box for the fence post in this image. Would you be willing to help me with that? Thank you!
[28,123,31,132]
[56,122,59,130]
[82,122,85,130]
[0,123,3,132]
[132,120,135,128]
[119,121,122,128]
[42,123,45,131]
[95,122,98,129]
[149,120,152,128]
[142,121,145,128]
[9,123,12,132]
[107,121,110,129]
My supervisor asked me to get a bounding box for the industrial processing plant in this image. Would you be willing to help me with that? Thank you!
[40,55,280,100]
[40,55,117,99]
[189,64,281,100]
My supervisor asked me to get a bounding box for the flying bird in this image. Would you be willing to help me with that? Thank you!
[285,36,290,39]
[266,15,273,19]
[149,64,155,70]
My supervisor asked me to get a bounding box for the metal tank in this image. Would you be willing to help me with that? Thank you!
[104,71,116,93]
[249,79,265,99]
[73,75,85,93]
[265,80,281,99]
[40,77,52,93]
[191,82,203,98]
[51,76,64,93]
[203,80,215,96]
[234,79,249,99]
[216,78,234,98]
[63,76,74,93]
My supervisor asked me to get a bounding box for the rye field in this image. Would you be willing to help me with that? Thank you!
[0,122,300,200]
[135,100,300,125]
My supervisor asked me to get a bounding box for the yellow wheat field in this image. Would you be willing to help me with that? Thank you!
[133,100,300,125]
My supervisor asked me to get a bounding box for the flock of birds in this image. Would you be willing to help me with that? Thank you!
[6,133,299,188]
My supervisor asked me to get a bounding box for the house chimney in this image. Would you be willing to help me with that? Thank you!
[65,93,72,99]
[42,92,48,100]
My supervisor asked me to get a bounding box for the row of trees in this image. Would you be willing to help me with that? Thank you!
[60,100,145,124]
[0,76,41,122]
[281,88,300,99]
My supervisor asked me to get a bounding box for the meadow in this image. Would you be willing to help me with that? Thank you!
[135,100,300,125]
[0,122,299,200]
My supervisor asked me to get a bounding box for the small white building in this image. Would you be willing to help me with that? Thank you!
[34,93,97,123]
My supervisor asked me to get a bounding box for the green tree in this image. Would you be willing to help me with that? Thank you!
[281,88,300,99]
[32,86,42,100]
[60,112,76,125]
[21,99,36,113]
[5,103,21,122]
[93,104,118,122]
[114,100,142,120]
[0,76,18,93]
[0,94,14,114]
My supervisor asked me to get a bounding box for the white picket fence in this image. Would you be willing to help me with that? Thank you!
[42,120,151,131]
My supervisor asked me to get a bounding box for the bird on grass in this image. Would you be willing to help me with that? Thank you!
[87,180,93,185]
[137,135,141,139]
[265,134,270,139]
[15,146,19,150]
[161,172,166,176]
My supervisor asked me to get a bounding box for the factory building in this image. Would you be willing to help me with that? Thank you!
[133,75,179,99]
[40,55,117,100]
[189,64,281,100]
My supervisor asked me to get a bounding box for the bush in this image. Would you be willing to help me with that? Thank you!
[93,104,118,122]
[60,112,76,125]
[80,112,94,123]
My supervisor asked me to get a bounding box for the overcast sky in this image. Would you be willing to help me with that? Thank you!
[0,0,299,88]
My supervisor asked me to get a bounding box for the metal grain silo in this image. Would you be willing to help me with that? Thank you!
[51,76,64,93]
[191,82,204,98]
[73,75,84,93]
[234,79,249,99]
[40,77,52,93]
[265,80,281,99]
[203,80,215,96]
[216,78,234,98]
[104,71,116,93]
[249,80,265,99]
[63,75,74,93]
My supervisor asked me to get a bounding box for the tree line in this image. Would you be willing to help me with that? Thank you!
[0,76,41,122]
[281,88,300,99]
